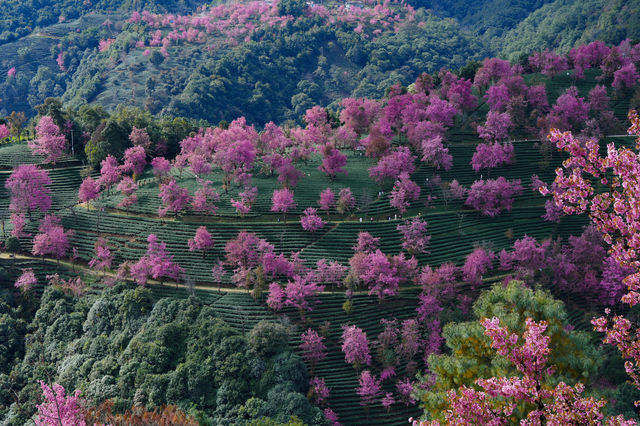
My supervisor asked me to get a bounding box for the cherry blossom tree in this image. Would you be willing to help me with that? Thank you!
[612,63,640,90]
[129,126,151,151]
[313,258,347,286]
[5,164,51,217]
[271,188,296,222]
[158,179,191,217]
[484,84,510,112]
[284,274,325,319]
[341,324,371,368]
[192,179,220,214]
[462,247,495,285]
[339,98,381,136]
[267,282,285,311]
[300,328,327,371]
[98,155,121,193]
[35,381,86,426]
[277,158,303,188]
[300,207,325,232]
[15,268,37,292]
[477,111,512,142]
[89,237,112,276]
[319,187,336,217]
[357,370,381,408]
[465,177,523,216]
[362,121,393,158]
[389,172,420,214]
[547,86,590,131]
[151,156,171,182]
[473,57,513,88]
[336,187,356,214]
[397,217,430,255]
[122,145,147,176]
[78,177,100,204]
[529,49,569,79]
[309,377,331,405]
[360,249,400,301]
[369,147,416,186]
[470,142,515,172]
[188,226,213,257]
[0,124,9,139]
[415,317,633,425]
[116,177,138,210]
[32,215,70,264]
[29,116,67,164]
[225,231,274,290]
[10,213,28,237]
[540,113,640,394]
[319,143,348,180]
[420,136,453,171]
[130,234,183,286]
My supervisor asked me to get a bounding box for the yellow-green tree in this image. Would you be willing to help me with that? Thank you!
[417,280,601,421]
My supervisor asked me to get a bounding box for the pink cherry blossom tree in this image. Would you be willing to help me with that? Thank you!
[319,187,336,217]
[116,177,138,210]
[130,234,183,286]
[357,370,381,408]
[192,179,220,214]
[151,156,171,182]
[336,187,356,215]
[612,63,640,90]
[267,282,285,311]
[188,226,213,257]
[300,207,325,232]
[360,249,400,301]
[465,177,523,216]
[397,217,430,255]
[284,274,325,319]
[319,143,348,180]
[341,324,371,368]
[470,142,515,172]
[477,111,512,142]
[78,177,100,204]
[15,268,37,292]
[29,116,67,164]
[420,136,453,171]
[98,155,121,193]
[129,126,151,151]
[35,381,86,426]
[389,172,420,214]
[369,147,416,186]
[271,188,296,222]
[88,237,112,276]
[300,328,327,371]
[462,247,495,286]
[5,164,51,217]
[158,179,191,217]
[122,145,147,176]
[32,215,70,264]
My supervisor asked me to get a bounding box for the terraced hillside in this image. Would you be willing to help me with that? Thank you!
[2,54,639,424]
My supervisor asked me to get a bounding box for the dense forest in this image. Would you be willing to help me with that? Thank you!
[2,1,640,425]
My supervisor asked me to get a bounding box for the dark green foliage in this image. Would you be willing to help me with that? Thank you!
[248,320,289,359]
[5,237,20,256]
[0,283,321,424]
[499,0,640,60]
[277,0,308,17]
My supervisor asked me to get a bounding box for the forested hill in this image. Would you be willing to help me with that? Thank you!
[0,0,204,45]
[0,0,638,126]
